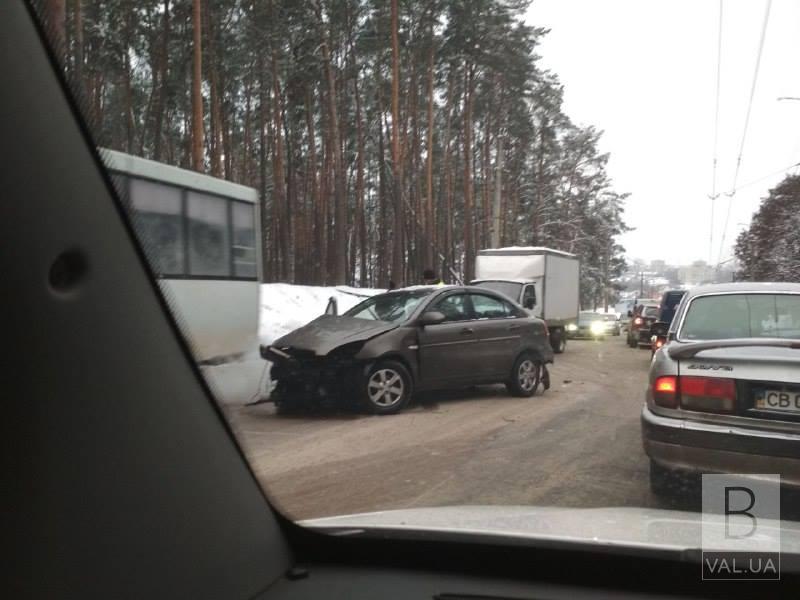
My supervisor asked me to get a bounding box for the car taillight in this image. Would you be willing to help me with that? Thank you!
[634,317,643,326]
[680,376,736,413]
[651,375,736,412]
[653,376,678,408]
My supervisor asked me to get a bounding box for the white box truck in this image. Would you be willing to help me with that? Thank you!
[472,247,580,353]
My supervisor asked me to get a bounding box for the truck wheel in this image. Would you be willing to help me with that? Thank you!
[549,328,566,354]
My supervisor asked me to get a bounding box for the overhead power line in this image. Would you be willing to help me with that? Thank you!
[716,0,772,267]
[730,161,800,194]
[708,0,723,264]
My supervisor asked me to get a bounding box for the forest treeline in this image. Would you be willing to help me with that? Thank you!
[40,0,628,305]
[735,174,800,281]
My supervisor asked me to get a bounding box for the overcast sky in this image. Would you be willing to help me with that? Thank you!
[525,0,800,266]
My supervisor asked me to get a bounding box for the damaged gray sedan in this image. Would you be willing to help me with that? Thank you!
[261,286,554,414]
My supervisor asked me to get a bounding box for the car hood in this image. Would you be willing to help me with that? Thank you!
[271,315,399,356]
[303,505,800,564]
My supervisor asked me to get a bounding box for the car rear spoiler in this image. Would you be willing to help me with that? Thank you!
[668,338,800,359]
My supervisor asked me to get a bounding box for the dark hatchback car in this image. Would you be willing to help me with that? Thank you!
[261,286,554,414]
[627,301,660,348]
[649,289,687,355]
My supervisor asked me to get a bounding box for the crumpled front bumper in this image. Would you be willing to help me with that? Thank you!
[263,345,363,403]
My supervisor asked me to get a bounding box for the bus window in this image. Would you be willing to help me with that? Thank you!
[232,202,257,279]
[129,177,184,275]
[187,191,230,277]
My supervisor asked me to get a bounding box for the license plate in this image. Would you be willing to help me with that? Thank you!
[755,389,800,413]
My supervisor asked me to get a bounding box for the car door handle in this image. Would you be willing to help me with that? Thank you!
[508,324,520,331]
[460,327,474,335]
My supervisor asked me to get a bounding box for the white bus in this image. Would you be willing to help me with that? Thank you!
[102,149,264,404]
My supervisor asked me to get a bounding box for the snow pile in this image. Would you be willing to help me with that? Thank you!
[259,283,383,346]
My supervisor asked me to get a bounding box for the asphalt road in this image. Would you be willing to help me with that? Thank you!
[228,335,663,520]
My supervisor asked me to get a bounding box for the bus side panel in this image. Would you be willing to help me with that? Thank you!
[159,279,260,361]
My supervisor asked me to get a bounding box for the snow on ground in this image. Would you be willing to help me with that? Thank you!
[259,283,383,347]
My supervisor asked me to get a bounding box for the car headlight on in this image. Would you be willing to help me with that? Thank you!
[566,323,578,332]
[590,321,605,335]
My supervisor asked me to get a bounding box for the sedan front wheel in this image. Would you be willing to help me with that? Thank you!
[360,360,412,415]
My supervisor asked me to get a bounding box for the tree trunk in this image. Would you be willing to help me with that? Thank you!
[354,69,367,287]
[378,101,389,287]
[72,0,83,84]
[492,135,503,247]
[390,0,404,285]
[152,0,170,161]
[316,3,347,284]
[305,87,324,284]
[191,0,204,171]
[270,52,288,280]
[462,64,475,282]
[424,32,435,269]
[46,0,67,64]
[440,70,455,278]
[257,53,270,281]
[205,0,223,177]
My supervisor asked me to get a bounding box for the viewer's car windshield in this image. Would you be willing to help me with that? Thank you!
[473,281,523,302]
[344,291,430,323]
[30,0,800,575]
[681,294,800,340]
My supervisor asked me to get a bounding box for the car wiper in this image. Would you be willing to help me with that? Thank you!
[669,337,800,359]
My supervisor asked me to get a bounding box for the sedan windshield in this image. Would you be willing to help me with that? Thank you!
[680,294,800,340]
[344,290,431,323]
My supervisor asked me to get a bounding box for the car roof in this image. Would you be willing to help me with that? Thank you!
[471,278,529,284]
[683,281,800,299]
[392,285,512,297]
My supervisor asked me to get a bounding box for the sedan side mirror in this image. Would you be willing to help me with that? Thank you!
[419,311,446,326]
[325,296,338,316]
[627,310,633,318]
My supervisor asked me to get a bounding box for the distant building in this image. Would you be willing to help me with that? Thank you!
[678,260,715,285]
[649,259,666,275]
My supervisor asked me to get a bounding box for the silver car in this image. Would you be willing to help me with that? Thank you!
[642,282,800,495]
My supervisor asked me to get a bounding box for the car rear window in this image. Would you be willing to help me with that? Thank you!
[644,306,658,317]
[680,294,800,340]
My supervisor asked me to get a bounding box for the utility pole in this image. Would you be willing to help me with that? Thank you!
[639,271,645,297]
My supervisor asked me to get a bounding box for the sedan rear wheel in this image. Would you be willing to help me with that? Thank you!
[360,360,412,415]
[506,353,541,397]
